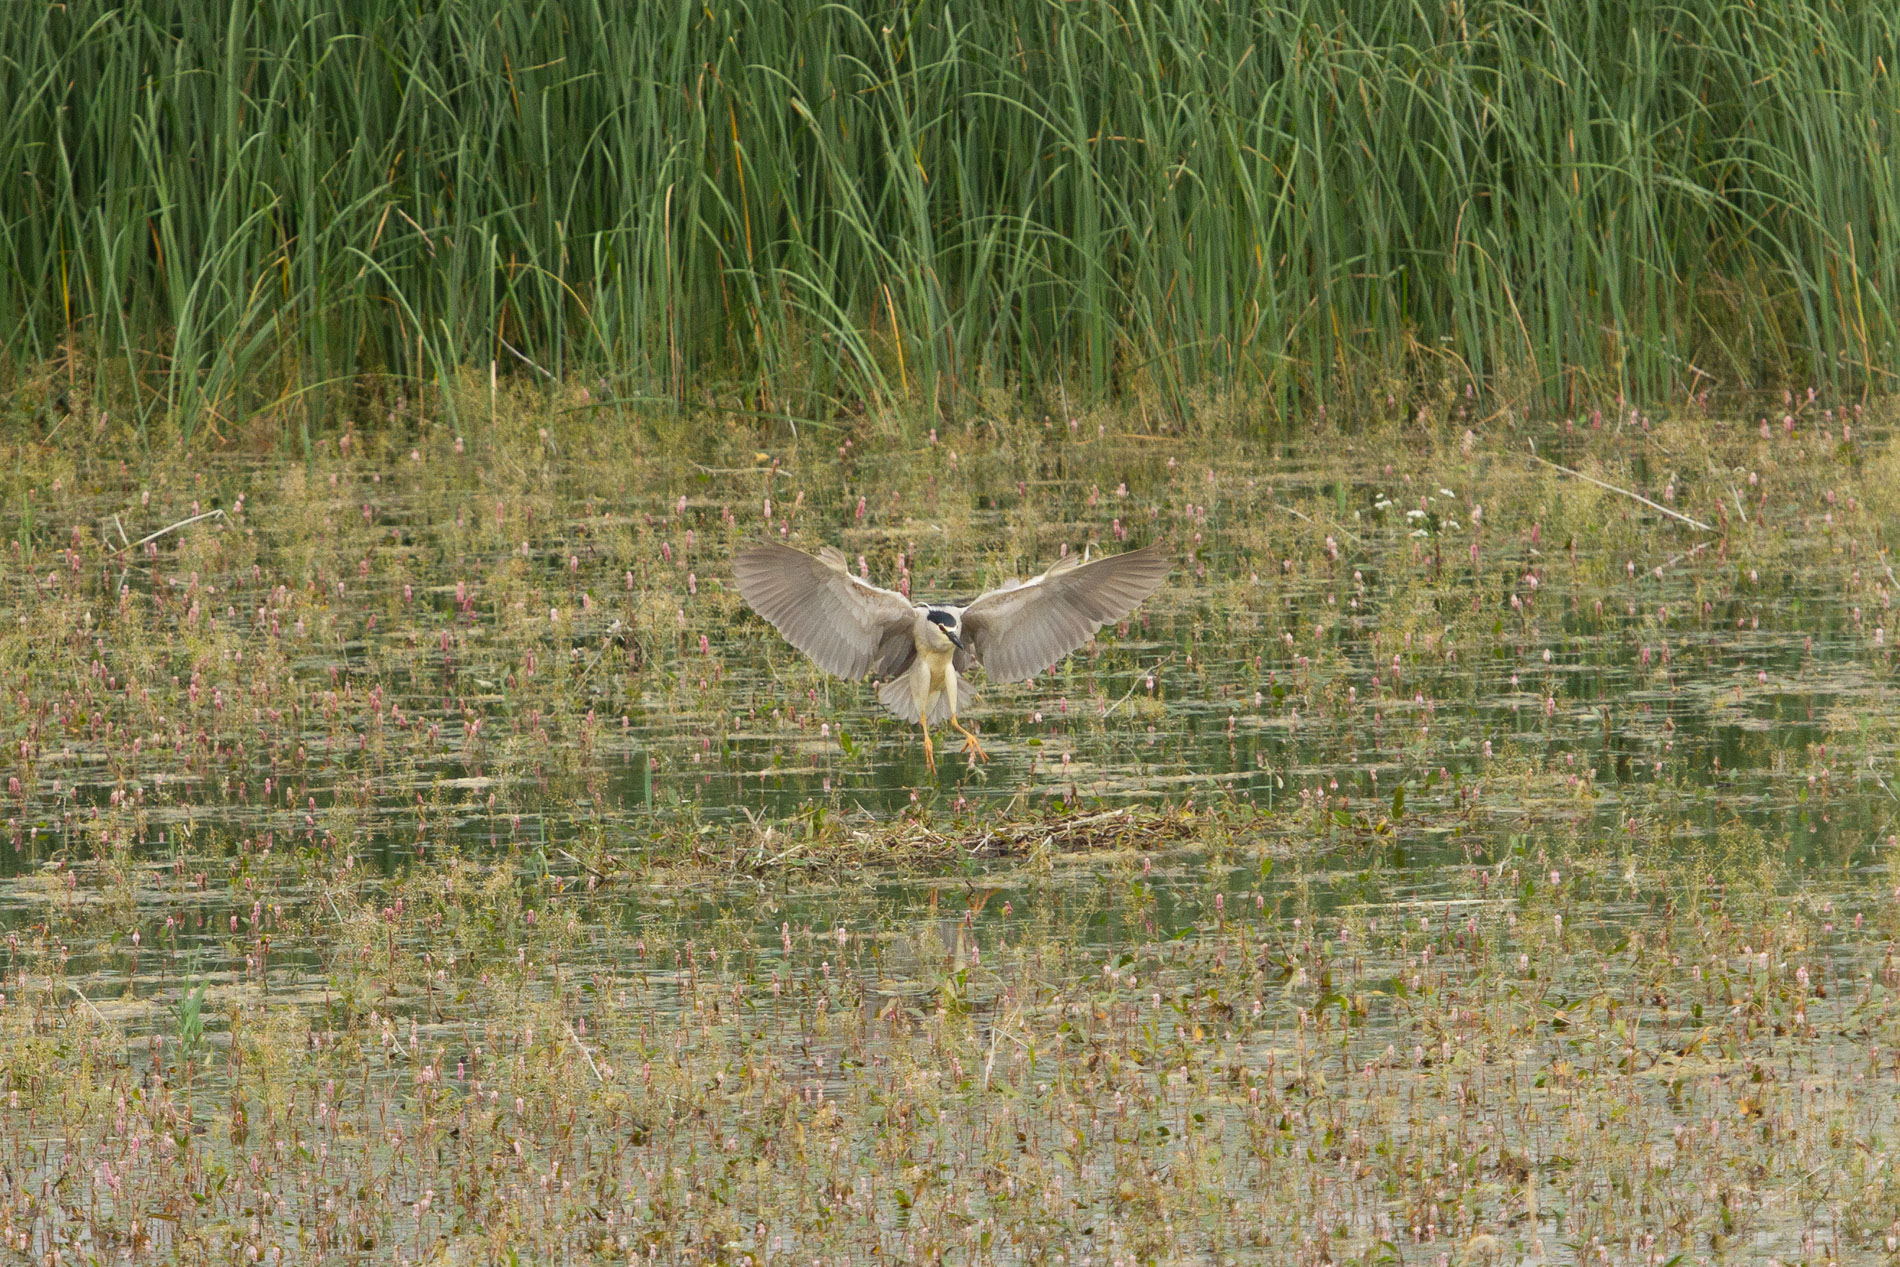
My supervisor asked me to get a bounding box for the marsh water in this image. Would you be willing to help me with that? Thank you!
[3,405,1899,1262]
[12,426,1886,846]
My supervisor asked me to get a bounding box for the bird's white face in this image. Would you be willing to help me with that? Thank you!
[923,608,963,650]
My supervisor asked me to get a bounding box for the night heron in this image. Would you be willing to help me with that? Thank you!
[733,540,1170,772]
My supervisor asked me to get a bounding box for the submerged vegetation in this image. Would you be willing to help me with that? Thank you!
[1,387,1898,1259]
[4,0,1899,436]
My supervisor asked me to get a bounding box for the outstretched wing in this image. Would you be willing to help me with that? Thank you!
[733,542,917,680]
[958,542,1170,683]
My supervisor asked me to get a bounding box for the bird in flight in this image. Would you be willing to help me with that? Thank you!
[733,540,1170,772]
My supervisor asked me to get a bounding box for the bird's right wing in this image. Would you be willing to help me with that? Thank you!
[732,542,917,680]
[959,542,1170,683]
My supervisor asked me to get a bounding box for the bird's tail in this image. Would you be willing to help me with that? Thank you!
[877,679,978,725]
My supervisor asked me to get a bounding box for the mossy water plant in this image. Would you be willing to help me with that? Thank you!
[0,392,1897,1261]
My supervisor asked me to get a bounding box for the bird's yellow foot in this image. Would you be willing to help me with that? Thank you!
[921,729,937,773]
[955,725,989,763]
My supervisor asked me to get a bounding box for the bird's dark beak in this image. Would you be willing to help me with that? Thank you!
[947,630,964,649]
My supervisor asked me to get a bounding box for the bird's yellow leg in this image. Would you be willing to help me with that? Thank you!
[920,721,936,773]
[950,713,988,762]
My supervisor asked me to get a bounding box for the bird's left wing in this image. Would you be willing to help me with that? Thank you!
[733,542,917,680]
[959,542,1170,683]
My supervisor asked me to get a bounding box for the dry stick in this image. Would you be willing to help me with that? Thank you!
[741,805,808,868]
[563,1020,605,1083]
[1869,766,1899,804]
[1526,450,1713,532]
[1103,656,1175,718]
[576,621,636,686]
[980,1000,1026,1095]
[555,848,606,880]
[113,508,227,556]
[688,460,783,475]
[1275,500,1363,545]
[759,839,807,869]
[498,335,554,380]
[68,984,107,1023]
[1661,541,1714,571]
[111,514,135,592]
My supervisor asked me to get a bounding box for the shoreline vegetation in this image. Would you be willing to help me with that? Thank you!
[4,0,1898,445]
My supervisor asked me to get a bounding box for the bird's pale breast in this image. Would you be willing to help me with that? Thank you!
[923,648,952,693]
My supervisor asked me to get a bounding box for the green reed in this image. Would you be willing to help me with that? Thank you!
[2,0,1895,437]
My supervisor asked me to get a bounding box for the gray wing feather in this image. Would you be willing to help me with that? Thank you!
[733,542,917,680]
[960,542,1170,683]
